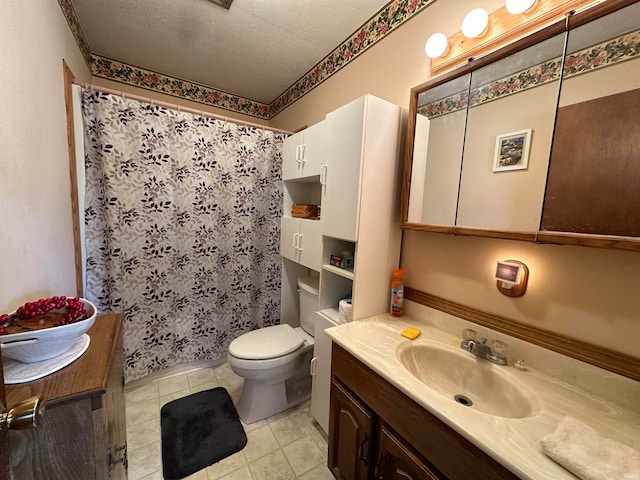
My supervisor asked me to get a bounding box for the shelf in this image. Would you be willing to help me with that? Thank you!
[322,264,354,280]
[319,307,340,323]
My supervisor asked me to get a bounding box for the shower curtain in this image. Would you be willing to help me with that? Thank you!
[81,90,285,382]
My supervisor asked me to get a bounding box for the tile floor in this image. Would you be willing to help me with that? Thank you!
[125,363,334,480]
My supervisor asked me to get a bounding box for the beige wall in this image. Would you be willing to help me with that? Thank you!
[0,0,91,311]
[271,0,640,359]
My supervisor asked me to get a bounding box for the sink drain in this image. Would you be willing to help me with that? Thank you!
[454,394,473,407]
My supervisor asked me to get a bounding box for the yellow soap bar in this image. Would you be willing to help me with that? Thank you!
[401,327,421,340]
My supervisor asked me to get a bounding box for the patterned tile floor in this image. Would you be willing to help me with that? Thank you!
[125,363,334,480]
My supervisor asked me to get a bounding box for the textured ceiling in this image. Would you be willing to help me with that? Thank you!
[71,0,392,103]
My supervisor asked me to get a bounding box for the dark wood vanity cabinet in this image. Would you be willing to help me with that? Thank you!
[7,314,127,480]
[328,344,519,480]
[329,378,442,480]
[329,380,374,480]
[374,425,443,480]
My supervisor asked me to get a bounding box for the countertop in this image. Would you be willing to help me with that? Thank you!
[325,308,640,480]
[6,313,123,407]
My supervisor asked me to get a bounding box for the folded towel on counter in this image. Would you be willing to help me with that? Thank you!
[541,416,640,480]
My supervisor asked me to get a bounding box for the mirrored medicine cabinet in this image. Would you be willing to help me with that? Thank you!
[402,0,640,252]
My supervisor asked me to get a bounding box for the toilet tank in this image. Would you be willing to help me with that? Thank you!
[297,276,319,336]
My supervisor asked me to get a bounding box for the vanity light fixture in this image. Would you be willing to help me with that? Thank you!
[461,8,490,38]
[505,0,538,15]
[427,0,599,75]
[425,32,450,59]
[495,260,529,297]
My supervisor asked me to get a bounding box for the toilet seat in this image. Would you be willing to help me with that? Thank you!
[229,324,304,360]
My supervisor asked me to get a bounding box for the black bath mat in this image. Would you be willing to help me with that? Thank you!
[161,387,247,480]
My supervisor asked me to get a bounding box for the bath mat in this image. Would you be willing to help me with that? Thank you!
[161,387,247,480]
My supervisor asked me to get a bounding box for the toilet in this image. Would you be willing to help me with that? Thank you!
[227,275,319,423]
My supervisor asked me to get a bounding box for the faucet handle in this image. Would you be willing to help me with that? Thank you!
[490,339,508,358]
[462,328,477,341]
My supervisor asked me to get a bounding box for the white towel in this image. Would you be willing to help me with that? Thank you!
[541,416,640,480]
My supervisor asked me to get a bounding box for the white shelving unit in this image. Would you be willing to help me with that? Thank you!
[279,95,404,433]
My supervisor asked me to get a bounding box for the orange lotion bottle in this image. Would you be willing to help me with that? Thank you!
[390,269,404,317]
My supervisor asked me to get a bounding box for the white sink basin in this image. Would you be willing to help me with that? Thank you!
[396,341,536,418]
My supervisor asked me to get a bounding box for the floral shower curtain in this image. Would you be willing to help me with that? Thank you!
[81,90,285,382]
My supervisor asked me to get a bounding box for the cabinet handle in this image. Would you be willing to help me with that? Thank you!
[358,435,369,465]
[295,145,301,162]
[374,451,387,479]
[310,357,317,376]
[300,144,307,164]
[320,164,328,186]
[293,232,299,250]
[297,234,303,251]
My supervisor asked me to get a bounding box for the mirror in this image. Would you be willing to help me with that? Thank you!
[402,2,639,250]
[456,33,566,232]
[541,2,640,237]
[407,74,470,226]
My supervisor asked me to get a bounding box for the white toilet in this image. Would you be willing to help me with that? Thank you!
[227,275,319,423]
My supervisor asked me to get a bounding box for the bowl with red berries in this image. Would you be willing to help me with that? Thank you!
[0,296,97,363]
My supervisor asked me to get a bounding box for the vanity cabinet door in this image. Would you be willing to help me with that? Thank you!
[328,380,374,480]
[374,425,443,480]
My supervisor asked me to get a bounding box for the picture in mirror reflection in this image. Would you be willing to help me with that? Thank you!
[493,128,532,172]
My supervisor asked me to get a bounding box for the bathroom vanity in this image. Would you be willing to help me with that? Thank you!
[6,313,127,480]
[329,343,517,479]
[325,307,640,480]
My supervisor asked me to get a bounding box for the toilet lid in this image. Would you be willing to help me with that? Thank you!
[228,324,304,360]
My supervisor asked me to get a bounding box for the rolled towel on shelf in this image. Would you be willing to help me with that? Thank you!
[541,416,640,480]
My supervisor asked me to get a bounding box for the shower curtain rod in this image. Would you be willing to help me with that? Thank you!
[73,81,293,135]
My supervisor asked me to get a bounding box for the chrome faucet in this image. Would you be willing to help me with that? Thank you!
[460,329,508,365]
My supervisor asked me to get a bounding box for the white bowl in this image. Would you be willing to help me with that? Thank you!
[1,299,97,363]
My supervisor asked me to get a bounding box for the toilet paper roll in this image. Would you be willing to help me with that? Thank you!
[338,299,353,324]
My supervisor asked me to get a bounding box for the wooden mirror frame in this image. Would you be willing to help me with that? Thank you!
[401,0,640,252]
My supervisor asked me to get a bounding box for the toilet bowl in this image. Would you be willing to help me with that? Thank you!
[227,275,319,423]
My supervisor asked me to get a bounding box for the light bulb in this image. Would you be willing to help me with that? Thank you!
[461,8,489,38]
[425,33,449,58]
[505,0,537,14]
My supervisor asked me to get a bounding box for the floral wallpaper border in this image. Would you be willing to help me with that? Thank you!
[57,0,92,66]
[90,55,272,120]
[269,0,438,116]
[419,29,640,119]
[59,0,436,119]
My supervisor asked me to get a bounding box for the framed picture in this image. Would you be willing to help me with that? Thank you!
[493,129,532,172]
